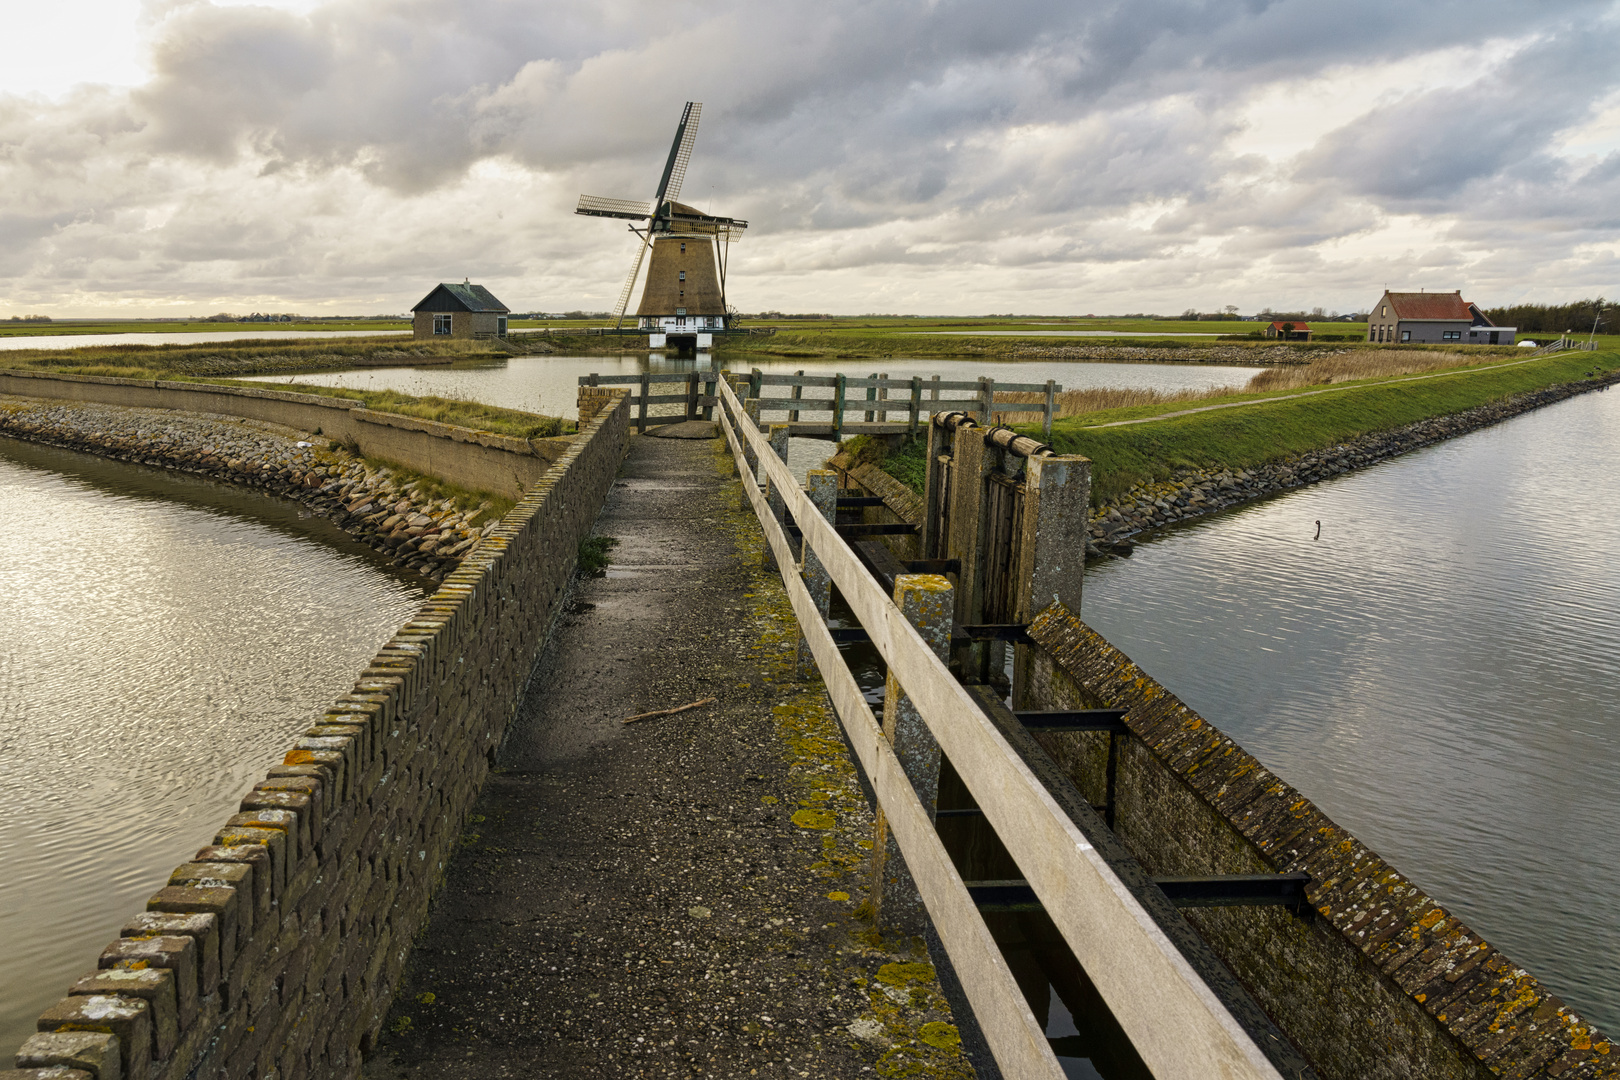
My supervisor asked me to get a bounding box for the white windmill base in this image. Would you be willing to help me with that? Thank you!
[648,333,713,348]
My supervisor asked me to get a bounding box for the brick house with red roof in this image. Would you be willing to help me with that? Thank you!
[1367,290,1516,345]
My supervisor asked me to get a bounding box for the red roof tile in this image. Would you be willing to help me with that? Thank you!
[1386,292,1473,320]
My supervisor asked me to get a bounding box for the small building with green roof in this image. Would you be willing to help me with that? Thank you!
[411,281,510,341]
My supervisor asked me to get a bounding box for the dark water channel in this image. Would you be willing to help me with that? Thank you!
[1084,387,1620,1037]
[0,438,429,1050]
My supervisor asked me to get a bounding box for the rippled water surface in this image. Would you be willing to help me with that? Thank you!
[0,439,429,1049]
[1082,387,1620,1032]
[244,354,1263,425]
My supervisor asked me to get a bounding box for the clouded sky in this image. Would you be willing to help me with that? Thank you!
[4,0,1619,316]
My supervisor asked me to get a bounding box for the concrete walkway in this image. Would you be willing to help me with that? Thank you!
[367,434,977,1079]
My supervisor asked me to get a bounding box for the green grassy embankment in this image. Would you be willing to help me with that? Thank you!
[0,319,410,337]
[859,350,1618,506]
[0,338,566,439]
[1044,350,1619,505]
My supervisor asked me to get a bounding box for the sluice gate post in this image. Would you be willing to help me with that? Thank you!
[714,371,1319,1080]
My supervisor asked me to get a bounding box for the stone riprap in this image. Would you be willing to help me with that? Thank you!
[7,390,631,1080]
[0,397,499,582]
[1084,370,1620,553]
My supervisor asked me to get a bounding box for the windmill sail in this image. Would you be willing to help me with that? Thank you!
[654,102,701,203]
[613,237,652,323]
[576,195,653,220]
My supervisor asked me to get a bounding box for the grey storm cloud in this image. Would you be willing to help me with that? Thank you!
[2,0,1619,313]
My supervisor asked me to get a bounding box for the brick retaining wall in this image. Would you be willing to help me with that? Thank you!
[1024,607,1616,1080]
[6,391,631,1080]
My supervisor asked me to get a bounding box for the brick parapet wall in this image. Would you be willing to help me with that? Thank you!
[1025,605,1616,1080]
[8,391,631,1080]
[0,370,572,500]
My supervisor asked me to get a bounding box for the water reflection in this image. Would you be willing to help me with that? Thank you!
[1083,387,1620,1033]
[0,438,429,1050]
[241,353,1263,428]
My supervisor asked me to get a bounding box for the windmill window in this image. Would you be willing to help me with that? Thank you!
[679,271,686,281]
[432,314,452,335]
[680,243,686,253]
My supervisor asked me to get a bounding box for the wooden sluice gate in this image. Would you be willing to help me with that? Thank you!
[581,366,1064,438]
[713,371,1318,1080]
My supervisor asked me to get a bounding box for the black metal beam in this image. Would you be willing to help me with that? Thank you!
[835,495,887,507]
[965,873,1312,914]
[837,523,919,537]
[903,558,960,575]
[952,623,1035,646]
[1155,873,1312,911]
[1015,709,1129,733]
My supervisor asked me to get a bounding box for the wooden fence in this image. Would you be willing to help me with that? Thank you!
[714,377,1288,1080]
[580,369,1063,438]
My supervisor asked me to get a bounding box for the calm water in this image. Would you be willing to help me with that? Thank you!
[242,354,1263,425]
[0,330,408,350]
[1083,387,1620,1033]
[0,439,429,1049]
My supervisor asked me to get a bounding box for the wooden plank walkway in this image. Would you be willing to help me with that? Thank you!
[365,434,982,1080]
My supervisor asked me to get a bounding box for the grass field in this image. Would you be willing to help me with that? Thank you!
[855,347,1618,505]
[0,337,566,439]
[0,319,411,337]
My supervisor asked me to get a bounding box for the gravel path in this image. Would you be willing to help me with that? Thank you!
[367,435,978,1080]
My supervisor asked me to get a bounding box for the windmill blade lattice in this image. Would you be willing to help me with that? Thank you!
[660,103,701,204]
[613,236,652,323]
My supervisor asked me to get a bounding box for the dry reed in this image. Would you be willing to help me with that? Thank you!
[995,348,1491,424]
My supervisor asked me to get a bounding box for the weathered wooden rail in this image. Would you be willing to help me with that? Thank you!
[715,376,1308,1080]
[580,368,1063,438]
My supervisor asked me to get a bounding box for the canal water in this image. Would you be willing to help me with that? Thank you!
[0,438,429,1050]
[242,353,1265,428]
[1083,386,1620,1036]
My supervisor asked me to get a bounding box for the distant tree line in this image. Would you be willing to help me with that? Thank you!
[7,314,51,322]
[1482,297,1615,334]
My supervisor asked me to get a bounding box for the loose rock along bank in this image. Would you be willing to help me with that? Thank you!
[368,433,979,1079]
[0,396,503,581]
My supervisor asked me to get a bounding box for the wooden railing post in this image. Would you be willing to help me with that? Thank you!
[864,373,878,423]
[877,371,889,421]
[789,369,804,422]
[833,374,847,438]
[686,371,699,421]
[1042,379,1056,441]
[871,573,953,937]
[909,376,922,436]
[637,371,650,433]
[738,398,762,510]
[766,424,791,570]
[798,469,837,678]
[701,363,717,421]
[980,376,995,426]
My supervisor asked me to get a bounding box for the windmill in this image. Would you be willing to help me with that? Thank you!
[575,102,748,344]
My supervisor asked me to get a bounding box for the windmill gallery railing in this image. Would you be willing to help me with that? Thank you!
[580,369,1063,437]
[714,376,1316,1080]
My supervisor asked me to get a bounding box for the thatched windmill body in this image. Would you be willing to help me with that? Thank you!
[575,102,748,347]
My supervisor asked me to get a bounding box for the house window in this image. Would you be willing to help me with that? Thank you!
[1401,330,1411,343]
[1442,330,1461,341]
[433,313,452,335]
[497,316,508,338]
[1382,306,1388,316]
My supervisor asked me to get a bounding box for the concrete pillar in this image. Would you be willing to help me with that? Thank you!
[870,573,953,939]
[797,469,837,678]
[1011,452,1092,706]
